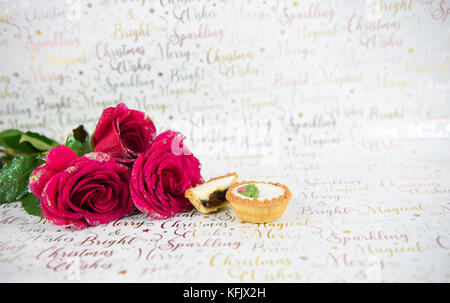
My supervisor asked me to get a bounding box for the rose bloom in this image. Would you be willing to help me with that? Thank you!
[91,103,156,165]
[130,130,203,219]
[29,145,135,229]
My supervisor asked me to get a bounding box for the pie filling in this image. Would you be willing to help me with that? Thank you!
[201,189,228,207]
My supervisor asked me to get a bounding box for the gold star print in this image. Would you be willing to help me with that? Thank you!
[35,29,41,35]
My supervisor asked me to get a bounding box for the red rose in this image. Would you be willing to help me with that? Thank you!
[29,145,134,229]
[91,103,156,165]
[130,130,203,219]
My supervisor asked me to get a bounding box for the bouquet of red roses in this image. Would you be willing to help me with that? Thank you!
[0,103,203,229]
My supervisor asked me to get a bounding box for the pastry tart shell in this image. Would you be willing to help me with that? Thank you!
[226,181,292,223]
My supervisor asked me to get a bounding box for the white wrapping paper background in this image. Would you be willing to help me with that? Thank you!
[0,0,449,282]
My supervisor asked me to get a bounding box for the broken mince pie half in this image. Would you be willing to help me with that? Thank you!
[185,172,238,214]
[225,181,292,223]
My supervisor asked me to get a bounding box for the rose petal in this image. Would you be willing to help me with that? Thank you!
[29,163,57,199]
[45,145,78,172]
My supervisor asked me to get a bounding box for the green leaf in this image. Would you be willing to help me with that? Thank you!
[0,154,14,169]
[72,125,88,143]
[239,184,260,198]
[21,193,42,217]
[66,125,91,156]
[65,138,84,156]
[0,129,22,146]
[0,129,38,153]
[19,131,59,152]
[0,155,45,203]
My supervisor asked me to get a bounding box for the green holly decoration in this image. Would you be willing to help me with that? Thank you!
[238,184,260,198]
